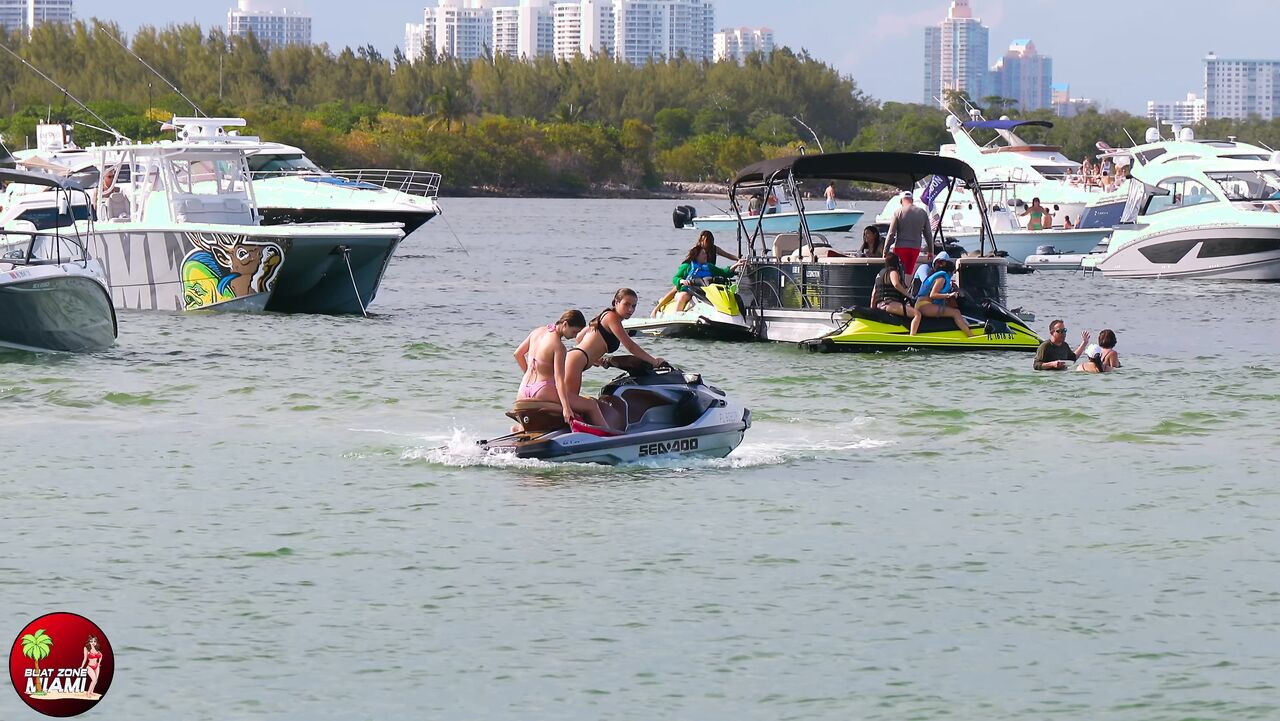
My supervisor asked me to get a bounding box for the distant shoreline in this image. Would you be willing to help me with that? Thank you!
[443,182,897,202]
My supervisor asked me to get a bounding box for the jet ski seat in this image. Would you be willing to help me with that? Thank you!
[507,400,567,433]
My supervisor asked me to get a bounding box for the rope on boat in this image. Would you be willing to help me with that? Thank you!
[338,246,368,318]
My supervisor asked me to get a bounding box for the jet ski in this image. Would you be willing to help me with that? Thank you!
[801,295,1041,353]
[478,355,751,465]
[622,280,754,341]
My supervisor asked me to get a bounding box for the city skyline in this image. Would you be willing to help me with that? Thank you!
[70,0,1280,114]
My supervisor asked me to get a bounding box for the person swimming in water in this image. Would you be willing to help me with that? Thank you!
[514,309,587,405]
[565,288,665,427]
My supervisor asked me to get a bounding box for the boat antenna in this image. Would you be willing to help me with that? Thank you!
[95,23,205,117]
[1123,127,1138,147]
[790,116,824,154]
[0,40,130,142]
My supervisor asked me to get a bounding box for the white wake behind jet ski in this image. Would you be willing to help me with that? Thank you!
[478,356,751,465]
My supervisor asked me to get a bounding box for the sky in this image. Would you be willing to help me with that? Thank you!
[76,0,1280,114]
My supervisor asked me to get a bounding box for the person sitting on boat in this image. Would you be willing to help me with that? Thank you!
[566,288,665,427]
[869,250,916,321]
[1033,320,1091,371]
[1063,215,1075,230]
[650,232,740,316]
[886,191,933,275]
[1021,197,1047,230]
[514,309,587,411]
[858,227,883,257]
[909,257,972,338]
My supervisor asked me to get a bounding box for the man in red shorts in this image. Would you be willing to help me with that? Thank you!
[885,191,933,275]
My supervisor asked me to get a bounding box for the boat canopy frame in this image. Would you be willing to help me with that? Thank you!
[725,151,996,258]
[0,168,96,266]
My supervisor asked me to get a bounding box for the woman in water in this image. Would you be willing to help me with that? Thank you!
[514,309,587,405]
[909,258,972,337]
[869,250,916,320]
[565,288,665,426]
[1079,328,1121,373]
[81,636,103,697]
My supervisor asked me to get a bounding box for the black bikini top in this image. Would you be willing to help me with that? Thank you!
[593,309,621,353]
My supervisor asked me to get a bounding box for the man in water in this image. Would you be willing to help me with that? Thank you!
[1033,319,1090,370]
[885,191,933,275]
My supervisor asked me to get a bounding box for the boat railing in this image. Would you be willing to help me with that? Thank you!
[330,169,442,198]
[0,227,89,266]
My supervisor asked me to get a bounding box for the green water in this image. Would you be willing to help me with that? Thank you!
[3,199,1279,720]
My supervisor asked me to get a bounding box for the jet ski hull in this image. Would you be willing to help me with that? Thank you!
[479,359,751,465]
[623,284,753,341]
[804,304,1041,353]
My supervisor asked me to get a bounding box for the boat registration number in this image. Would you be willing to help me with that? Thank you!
[639,438,699,457]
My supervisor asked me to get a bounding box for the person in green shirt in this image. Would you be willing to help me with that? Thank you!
[1034,319,1091,370]
[651,245,742,316]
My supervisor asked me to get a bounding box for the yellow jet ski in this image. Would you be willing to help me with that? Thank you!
[802,298,1041,353]
[622,280,754,341]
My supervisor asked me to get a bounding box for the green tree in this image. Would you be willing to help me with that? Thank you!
[21,629,52,696]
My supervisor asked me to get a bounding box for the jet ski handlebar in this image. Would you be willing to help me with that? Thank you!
[601,354,674,375]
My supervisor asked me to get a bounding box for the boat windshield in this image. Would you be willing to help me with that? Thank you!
[248,153,322,175]
[1032,165,1077,180]
[0,231,87,264]
[1206,169,1280,202]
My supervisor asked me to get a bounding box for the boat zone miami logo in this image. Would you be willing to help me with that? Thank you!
[9,613,112,717]
[639,438,699,457]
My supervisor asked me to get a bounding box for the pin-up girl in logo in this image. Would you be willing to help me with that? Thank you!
[81,636,103,696]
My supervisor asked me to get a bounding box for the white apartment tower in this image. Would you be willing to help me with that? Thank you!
[0,0,74,34]
[612,0,714,64]
[1204,53,1280,120]
[714,26,773,63]
[404,0,709,65]
[1148,93,1208,125]
[924,0,990,107]
[227,0,312,47]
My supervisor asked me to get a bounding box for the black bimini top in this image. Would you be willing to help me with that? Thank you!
[0,167,80,189]
[732,152,979,191]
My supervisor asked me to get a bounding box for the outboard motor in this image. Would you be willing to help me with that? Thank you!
[672,205,696,229]
[1035,245,1059,256]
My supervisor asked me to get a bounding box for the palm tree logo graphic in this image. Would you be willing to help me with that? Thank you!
[21,629,53,696]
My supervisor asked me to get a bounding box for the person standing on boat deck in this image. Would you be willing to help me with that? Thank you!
[825,182,837,210]
[886,191,933,275]
[1033,319,1090,370]
[1021,198,1047,230]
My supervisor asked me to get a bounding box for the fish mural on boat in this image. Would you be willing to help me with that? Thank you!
[181,233,284,310]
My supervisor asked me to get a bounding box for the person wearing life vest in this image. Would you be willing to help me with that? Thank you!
[909,257,973,337]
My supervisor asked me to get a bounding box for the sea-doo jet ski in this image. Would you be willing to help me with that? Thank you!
[478,355,751,465]
[802,292,1040,353]
[622,280,753,340]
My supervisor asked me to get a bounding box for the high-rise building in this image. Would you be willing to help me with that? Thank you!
[1204,53,1280,120]
[923,0,989,107]
[404,0,708,65]
[1050,83,1095,118]
[227,0,311,47]
[0,0,74,34]
[1148,93,1208,125]
[989,39,1052,111]
[713,26,773,63]
[612,0,714,64]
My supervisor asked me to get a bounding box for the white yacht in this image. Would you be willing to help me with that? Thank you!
[66,118,405,313]
[5,123,441,237]
[1084,157,1280,280]
[0,169,117,352]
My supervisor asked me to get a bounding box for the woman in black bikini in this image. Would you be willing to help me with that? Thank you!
[562,288,665,426]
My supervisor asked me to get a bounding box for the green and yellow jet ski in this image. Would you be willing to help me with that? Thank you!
[802,297,1041,353]
[622,280,754,341]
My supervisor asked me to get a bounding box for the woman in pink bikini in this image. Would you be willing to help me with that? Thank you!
[80,635,103,697]
[513,309,587,409]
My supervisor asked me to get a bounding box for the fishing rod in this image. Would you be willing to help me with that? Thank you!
[0,39,130,142]
[94,23,205,117]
